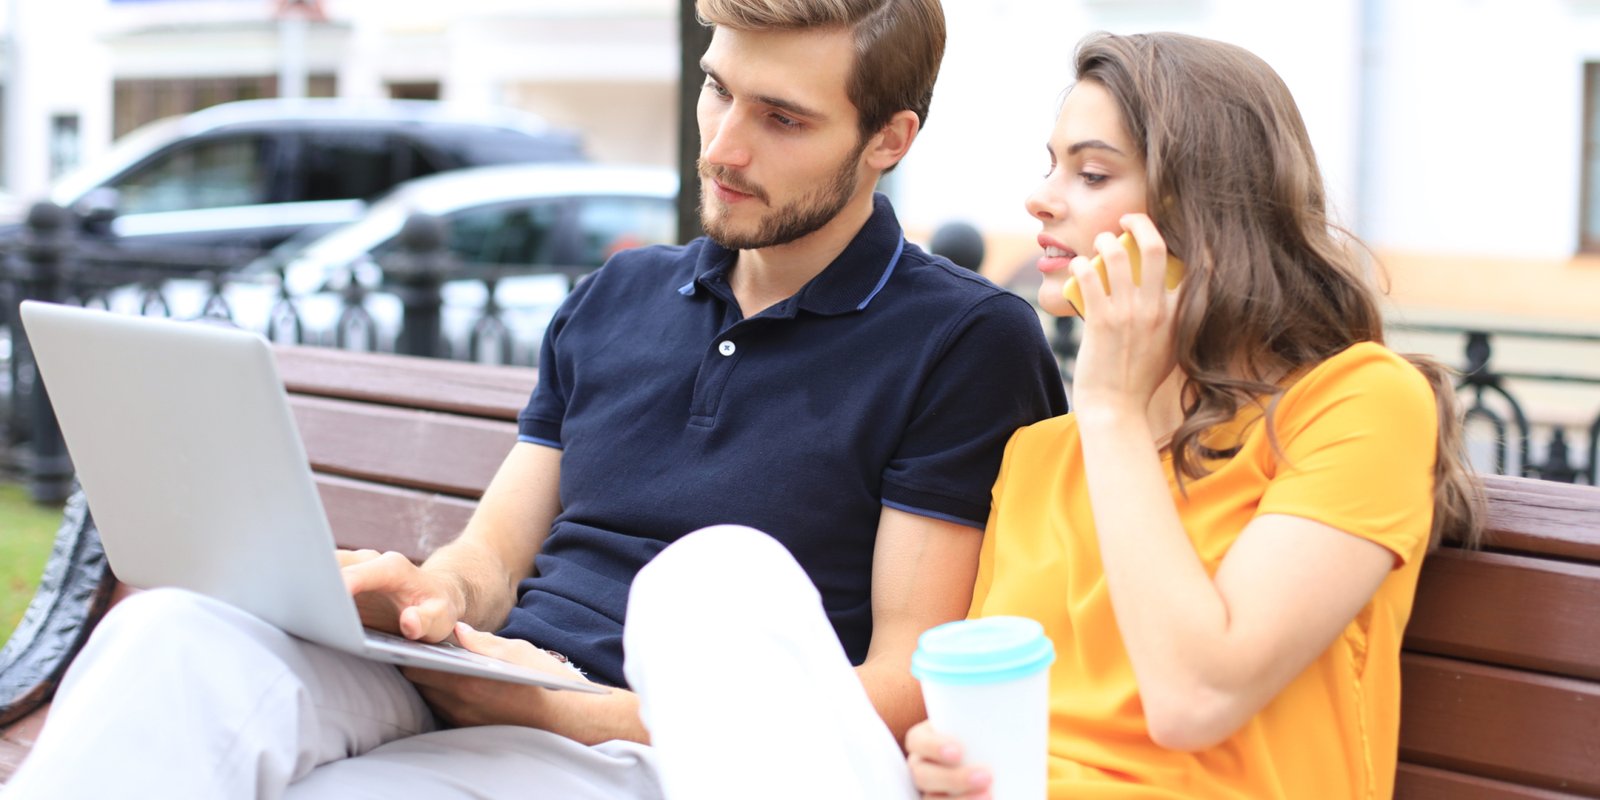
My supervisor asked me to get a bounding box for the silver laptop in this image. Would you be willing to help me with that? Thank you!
[19,301,603,694]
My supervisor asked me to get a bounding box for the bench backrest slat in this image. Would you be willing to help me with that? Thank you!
[275,345,535,420]
[1398,653,1600,796]
[1406,548,1600,680]
[1481,477,1600,561]
[1395,763,1588,799]
[291,395,515,499]
[314,474,476,561]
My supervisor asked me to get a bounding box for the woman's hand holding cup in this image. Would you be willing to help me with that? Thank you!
[906,721,993,799]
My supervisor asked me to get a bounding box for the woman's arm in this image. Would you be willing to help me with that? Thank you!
[1068,215,1403,751]
[1076,410,1394,751]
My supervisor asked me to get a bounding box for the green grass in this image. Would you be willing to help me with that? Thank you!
[0,482,65,644]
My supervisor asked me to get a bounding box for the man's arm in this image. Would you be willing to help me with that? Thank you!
[402,623,650,746]
[423,441,563,630]
[343,440,651,745]
[855,506,983,745]
[342,441,562,640]
[407,504,982,748]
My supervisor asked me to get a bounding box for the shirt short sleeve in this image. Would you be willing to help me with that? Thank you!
[1256,344,1438,565]
[516,272,596,448]
[879,294,1068,527]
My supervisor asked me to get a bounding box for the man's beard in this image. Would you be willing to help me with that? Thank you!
[697,141,866,251]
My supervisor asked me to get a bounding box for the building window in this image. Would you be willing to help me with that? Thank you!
[388,82,441,101]
[112,75,337,138]
[1583,63,1600,252]
[49,114,81,179]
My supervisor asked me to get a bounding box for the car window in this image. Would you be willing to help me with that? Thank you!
[447,201,566,267]
[394,138,445,184]
[433,127,585,168]
[113,135,272,214]
[570,196,676,266]
[299,131,401,202]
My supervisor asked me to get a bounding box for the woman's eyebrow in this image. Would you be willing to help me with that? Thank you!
[1067,139,1127,156]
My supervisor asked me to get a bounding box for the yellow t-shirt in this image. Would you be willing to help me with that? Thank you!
[968,342,1437,799]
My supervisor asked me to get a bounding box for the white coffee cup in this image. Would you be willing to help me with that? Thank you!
[912,616,1055,800]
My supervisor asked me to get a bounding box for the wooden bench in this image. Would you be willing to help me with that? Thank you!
[1396,477,1600,798]
[1,345,1598,796]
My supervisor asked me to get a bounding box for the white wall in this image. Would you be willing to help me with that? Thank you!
[895,0,1364,260]
[1368,0,1588,258]
[896,0,1600,268]
[2,0,112,204]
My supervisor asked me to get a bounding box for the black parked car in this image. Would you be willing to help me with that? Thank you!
[4,98,587,268]
[100,163,679,366]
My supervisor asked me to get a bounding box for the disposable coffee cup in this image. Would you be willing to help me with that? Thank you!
[912,616,1055,800]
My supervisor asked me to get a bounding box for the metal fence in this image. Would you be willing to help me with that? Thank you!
[5,201,1598,505]
[1051,316,1599,487]
[0,203,587,503]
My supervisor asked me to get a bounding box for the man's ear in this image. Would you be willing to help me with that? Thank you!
[864,110,921,172]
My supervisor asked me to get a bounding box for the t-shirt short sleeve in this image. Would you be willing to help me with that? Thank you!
[1256,344,1438,565]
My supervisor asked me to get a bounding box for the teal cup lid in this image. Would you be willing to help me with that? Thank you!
[912,616,1055,686]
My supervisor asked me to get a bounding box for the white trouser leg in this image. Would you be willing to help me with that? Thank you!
[282,726,664,799]
[624,525,917,800]
[2,587,433,800]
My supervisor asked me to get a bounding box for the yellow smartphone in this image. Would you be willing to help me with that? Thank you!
[1062,232,1184,317]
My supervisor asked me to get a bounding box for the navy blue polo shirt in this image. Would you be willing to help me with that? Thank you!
[498,194,1067,688]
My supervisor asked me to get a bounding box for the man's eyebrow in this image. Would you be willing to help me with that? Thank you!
[699,63,828,122]
[1066,139,1127,156]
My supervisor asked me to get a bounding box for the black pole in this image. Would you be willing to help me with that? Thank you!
[677,0,711,245]
[4,233,24,449]
[1536,428,1579,484]
[16,202,75,504]
[386,212,448,359]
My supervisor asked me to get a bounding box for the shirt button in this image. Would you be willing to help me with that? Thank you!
[718,341,737,357]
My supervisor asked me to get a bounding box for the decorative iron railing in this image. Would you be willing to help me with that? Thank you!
[1050,316,1599,487]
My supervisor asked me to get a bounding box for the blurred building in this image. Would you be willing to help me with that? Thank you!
[0,0,678,207]
[1,0,1598,321]
[903,0,1600,323]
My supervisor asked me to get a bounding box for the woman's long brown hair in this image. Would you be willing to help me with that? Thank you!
[1074,32,1483,549]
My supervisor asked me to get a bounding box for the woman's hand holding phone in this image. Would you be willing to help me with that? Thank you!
[1061,230,1185,319]
[1066,214,1183,418]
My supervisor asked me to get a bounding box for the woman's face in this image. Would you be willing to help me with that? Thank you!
[1025,80,1149,317]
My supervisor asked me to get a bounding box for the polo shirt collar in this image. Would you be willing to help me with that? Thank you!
[680,193,906,317]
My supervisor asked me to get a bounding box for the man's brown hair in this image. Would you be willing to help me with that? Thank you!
[695,0,945,142]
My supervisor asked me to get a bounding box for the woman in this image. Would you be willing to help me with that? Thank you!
[903,31,1482,799]
[623,31,1482,800]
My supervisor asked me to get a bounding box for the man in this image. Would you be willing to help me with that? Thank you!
[3,1,1065,797]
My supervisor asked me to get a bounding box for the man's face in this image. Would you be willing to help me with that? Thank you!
[696,26,870,251]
